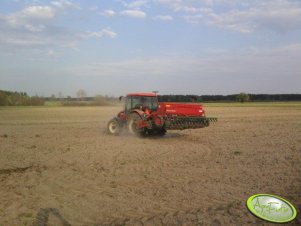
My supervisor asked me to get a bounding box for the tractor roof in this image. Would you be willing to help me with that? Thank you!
[127,93,157,97]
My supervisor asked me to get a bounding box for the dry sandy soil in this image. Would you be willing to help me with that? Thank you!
[0,104,300,226]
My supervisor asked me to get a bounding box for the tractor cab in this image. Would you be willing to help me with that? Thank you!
[125,93,158,113]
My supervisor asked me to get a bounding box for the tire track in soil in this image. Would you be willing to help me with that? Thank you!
[0,165,33,175]
[33,208,71,226]
[0,164,45,178]
[33,201,248,226]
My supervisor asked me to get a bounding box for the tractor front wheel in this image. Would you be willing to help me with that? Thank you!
[107,118,121,135]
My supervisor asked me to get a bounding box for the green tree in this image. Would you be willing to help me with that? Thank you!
[0,91,8,106]
[236,92,250,103]
[30,96,45,105]
[10,92,22,105]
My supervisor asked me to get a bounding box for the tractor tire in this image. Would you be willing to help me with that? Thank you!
[107,118,121,135]
[127,113,143,136]
[156,128,166,136]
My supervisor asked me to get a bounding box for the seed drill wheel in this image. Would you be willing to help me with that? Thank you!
[127,113,144,136]
[107,118,121,135]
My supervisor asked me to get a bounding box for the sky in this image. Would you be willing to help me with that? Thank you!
[0,0,300,97]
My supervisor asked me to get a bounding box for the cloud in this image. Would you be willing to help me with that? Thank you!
[206,1,301,33]
[120,10,146,18]
[21,6,55,19]
[0,5,60,47]
[126,0,149,9]
[83,28,117,39]
[155,0,212,13]
[0,5,72,49]
[183,14,203,24]
[100,9,116,17]
[7,6,55,27]
[0,4,116,52]
[153,15,173,21]
[50,0,79,9]
[156,0,301,34]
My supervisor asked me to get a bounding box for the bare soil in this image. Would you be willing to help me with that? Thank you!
[0,105,300,226]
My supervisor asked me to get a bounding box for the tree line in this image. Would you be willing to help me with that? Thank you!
[158,93,301,103]
[1,89,301,106]
[0,89,118,106]
[0,90,44,106]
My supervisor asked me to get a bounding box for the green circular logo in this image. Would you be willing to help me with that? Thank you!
[246,194,297,223]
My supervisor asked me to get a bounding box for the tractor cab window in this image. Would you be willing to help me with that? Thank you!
[125,97,132,112]
[125,96,158,112]
[132,96,142,109]
[144,96,158,111]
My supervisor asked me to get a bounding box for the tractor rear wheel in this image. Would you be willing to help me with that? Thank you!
[156,128,166,136]
[107,118,121,135]
[127,113,143,136]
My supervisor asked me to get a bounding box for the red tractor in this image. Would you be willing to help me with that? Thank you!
[107,93,217,136]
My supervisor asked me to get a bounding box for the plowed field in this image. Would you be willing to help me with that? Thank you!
[0,104,300,226]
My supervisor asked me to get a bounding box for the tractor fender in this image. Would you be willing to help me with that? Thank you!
[129,109,146,119]
[128,110,151,130]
